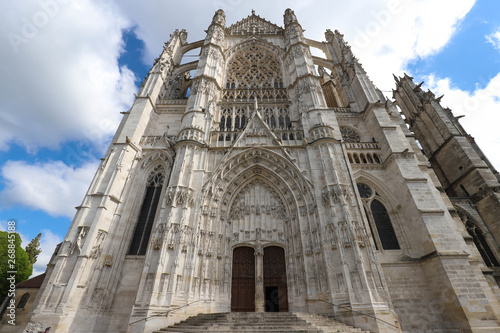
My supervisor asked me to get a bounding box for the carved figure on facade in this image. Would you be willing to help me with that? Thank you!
[166,223,180,249]
[353,220,368,248]
[338,221,351,248]
[70,226,90,255]
[89,230,107,260]
[151,222,166,250]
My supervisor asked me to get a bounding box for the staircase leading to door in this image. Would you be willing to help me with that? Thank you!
[155,312,372,333]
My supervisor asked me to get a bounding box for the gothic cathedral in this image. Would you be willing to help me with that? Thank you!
[25,9,500,333]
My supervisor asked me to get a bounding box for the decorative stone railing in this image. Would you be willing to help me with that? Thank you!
[344,142,380,149]
[331,107,352,113]
[210,129,304,147]
[344,142,382,165]
[222,88,288,102]
[156,99,188,105]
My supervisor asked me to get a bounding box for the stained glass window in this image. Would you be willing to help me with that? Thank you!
[466,221,499,267]
[128,166,165,255]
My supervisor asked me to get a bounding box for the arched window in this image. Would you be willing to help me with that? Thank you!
[17,293,29,309]
[279,115,284,129]
[128,166,165,255]
[357,182,400,250]
[371,199,400,250]
[235,115,240,129]
[466,221,499,267]
[219,116,225,131]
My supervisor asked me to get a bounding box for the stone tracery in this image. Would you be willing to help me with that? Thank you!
[225,46,283,89]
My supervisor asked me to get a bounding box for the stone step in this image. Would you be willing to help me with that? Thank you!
[154,312,372,333]
[161,330,319,333]
[294,313,371,333]
[160,328,320,332]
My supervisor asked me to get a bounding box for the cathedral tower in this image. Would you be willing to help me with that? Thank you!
[25,9,500,333]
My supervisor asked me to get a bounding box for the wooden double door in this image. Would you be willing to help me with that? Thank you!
[231,246,288,312]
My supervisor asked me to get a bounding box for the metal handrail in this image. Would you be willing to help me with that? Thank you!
[308,299,399,330]
[128,299,213,326]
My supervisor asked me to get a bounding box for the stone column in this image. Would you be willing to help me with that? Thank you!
[255,249,265,312]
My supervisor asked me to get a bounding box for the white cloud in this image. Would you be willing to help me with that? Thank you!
[113,0,476,93]
[420,73,500,171]
[1,1,498,218]
[0,160,99,217]
[0,1,136,152]
[345,0,475,90]
[0,0,480,153]
[486,29,500,50]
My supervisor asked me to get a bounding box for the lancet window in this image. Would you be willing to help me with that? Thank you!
[460,214,500,267]
[128,165,166,255]
[357,182,400,250]
[17,293,29,309]
[263,107,291,130]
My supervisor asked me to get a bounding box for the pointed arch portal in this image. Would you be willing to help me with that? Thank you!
[202,148,317,313]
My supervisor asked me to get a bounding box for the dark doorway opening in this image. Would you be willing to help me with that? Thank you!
[265,286,279,312]
[263,246,288,312]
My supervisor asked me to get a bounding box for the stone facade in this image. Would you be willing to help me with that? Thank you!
[24,9,500,333]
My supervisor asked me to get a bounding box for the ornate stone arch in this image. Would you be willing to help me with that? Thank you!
[202,148,315,219]
[140,149,174,172]
[119,150,173,257]
[354,171,405,251]
[199,148,325,300]
[354,171,399,210]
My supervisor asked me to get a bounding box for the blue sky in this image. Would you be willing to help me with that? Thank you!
[0,0,499,276]
[407,0,500,92]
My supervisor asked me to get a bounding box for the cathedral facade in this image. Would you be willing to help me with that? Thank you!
[25,9,500,333]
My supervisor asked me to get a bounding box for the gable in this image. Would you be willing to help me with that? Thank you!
[227,11,283,35]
